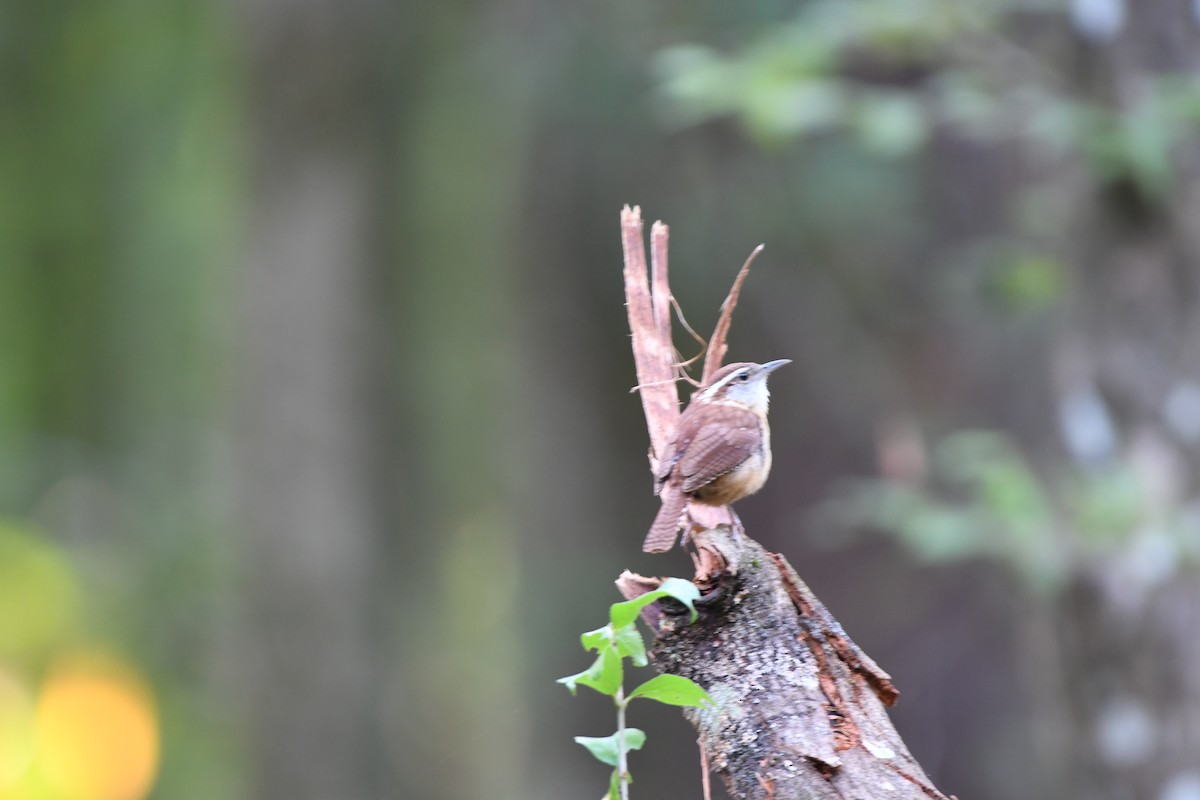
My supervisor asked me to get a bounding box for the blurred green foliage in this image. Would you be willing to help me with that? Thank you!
[655,0,1200,199]
[820,431,1197,595]
[655,1,1200,636]
[1,1,238,797]
[988,252,1066,312]
[0,522,80,661]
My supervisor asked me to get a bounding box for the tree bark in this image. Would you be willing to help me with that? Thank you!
[619,529,948,800]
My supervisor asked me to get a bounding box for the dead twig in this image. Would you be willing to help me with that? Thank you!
[701,244,763,385]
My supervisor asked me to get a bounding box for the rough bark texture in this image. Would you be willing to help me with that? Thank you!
[620,529,949,800]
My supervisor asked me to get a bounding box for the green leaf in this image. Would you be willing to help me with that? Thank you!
[653,45,734,126]
[608,769,620,799]
[580,625,613,652]
[992,254,1066,310]
[609,578,702,628]
[574,728,647,767]
[556,668,586,695]
[608,597,653,630]
[612,623,647,666]
[852,91,928,156]
[628,674,714,707]
[557,646,623,697]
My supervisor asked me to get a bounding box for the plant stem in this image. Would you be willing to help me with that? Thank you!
[616,686,629,800]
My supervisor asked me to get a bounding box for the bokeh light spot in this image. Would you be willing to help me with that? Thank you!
[34,656,159,800]
[0,667,35,790]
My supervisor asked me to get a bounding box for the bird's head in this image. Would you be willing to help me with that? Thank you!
[694,359,790,414]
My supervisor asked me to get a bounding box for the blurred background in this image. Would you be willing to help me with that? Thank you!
[3,0,1200,798]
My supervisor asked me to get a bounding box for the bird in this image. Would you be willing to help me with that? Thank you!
[643,359,790,553]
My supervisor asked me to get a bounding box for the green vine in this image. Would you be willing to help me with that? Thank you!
[559,578,714,800]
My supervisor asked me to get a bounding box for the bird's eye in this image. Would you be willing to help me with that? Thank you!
[736,371,750,382]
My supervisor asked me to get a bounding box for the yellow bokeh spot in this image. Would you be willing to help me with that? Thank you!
[34,656,159,800]
[0,667,35,790]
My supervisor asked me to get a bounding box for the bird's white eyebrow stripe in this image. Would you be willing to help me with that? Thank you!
[697,368,746,399]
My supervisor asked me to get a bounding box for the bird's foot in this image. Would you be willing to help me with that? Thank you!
[729,507,745,543]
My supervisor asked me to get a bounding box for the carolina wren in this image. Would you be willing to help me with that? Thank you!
[643,359,790,553]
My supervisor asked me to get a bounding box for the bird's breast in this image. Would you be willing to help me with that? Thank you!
[689,436,772,505]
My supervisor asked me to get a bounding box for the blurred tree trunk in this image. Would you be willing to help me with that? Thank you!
[1048,5,1200,796]
[390,3,535,796]
[1049,575,1200,799]
[236,1,396,796]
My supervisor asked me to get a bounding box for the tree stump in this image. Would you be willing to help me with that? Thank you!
[619,529,949,799]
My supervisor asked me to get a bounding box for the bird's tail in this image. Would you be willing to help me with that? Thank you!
[643,490,687,553]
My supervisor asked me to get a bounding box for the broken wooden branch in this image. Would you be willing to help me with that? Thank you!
[622,206,679,462]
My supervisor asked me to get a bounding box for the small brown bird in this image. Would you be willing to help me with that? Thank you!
[644,359,790,553]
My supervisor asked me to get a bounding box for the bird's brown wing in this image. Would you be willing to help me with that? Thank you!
[653,401,712,492]
[676,404,761,494]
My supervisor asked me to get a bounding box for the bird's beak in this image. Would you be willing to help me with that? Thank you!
[759,359,792,374]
